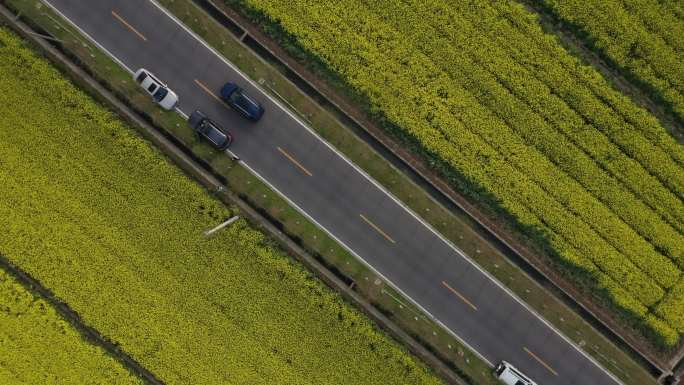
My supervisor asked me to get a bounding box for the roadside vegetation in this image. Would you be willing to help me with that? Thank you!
[533,0,684,124]
[225,0,684,348]
[0,27,443,385]
[0,268,142,385]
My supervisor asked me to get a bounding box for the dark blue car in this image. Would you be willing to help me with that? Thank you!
[189,110,232,150]
[220,82,265,121]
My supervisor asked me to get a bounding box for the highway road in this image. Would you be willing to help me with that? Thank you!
[43,1,625,384]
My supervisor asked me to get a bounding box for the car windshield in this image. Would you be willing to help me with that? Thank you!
[136,72,148,84]
[153,87,168,102]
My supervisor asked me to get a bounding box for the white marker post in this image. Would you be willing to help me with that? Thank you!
[204,216,239,237]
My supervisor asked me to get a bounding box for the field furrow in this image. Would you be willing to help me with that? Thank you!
[620,0,684,55]
[534,0,684,120]
[461,1,684,192]
[400,0,684,239]
[0,268,144,385]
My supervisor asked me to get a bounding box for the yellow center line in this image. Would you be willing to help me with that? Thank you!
[441,281,478,311]
[194,79,223,103]
[524,347,558,376]
[111,10,147,42]
[359,214,396,244]
[277,147,313,177]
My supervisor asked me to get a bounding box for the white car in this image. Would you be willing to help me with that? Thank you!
[133,68,178,110]
[495,361,537,385]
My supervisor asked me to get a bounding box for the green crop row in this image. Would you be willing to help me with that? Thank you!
[655,278,684,335]
[375,0,684,282]
[462,1,684,197]
[0,28,443,385]
[533,0,684,123]
[227,0,684,346]
[396,0,684,250]
[0,268,143,385]
[620,0,684,54]
[458,1,684,170]
[665,0,684,21]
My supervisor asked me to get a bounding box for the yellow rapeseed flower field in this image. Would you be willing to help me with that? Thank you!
[0,269,143,385]
[537,0,684,121]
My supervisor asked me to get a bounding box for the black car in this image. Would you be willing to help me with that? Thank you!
[220,82,265,121]
[188,110,232,150]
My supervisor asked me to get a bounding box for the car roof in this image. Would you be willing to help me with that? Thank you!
[235,91,263,116]
[202,121,230,145]
[498,362,535,385]
[136,68,163,86]
[197,117,230,145]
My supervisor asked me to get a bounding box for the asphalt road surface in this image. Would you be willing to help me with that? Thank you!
[43,1,626,384]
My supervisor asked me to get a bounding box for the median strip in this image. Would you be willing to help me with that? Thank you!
[359,213,396,244]
[277,146,312,177]
[111,10,146,42]
[524,347,558,376]
[441,281,478,311]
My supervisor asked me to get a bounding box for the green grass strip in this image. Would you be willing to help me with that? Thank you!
[535,0,684,122]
